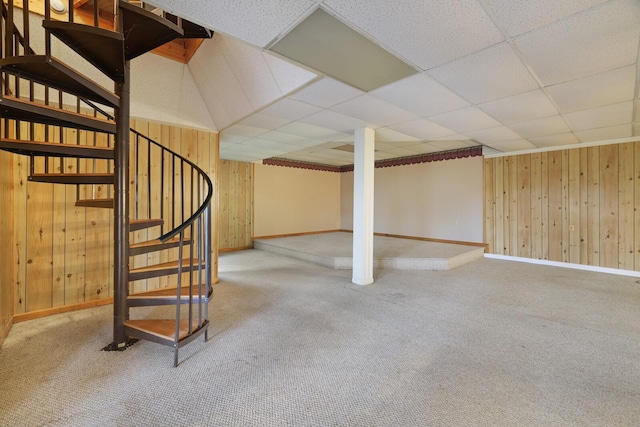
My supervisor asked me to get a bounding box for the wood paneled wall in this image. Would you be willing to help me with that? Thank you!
[218,160,253,250]
[0,146,14,345]
[5,119,219,316]
[484,141,640,270]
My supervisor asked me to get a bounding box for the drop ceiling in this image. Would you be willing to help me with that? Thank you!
[146,0,640,165]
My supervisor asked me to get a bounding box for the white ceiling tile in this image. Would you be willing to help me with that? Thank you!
[529,133,580,147]
[508,115,571,138]
[189,38,254,128]
[375,148,414,158]
[237,113,291,129]
[259,131,323,147]
[290,77,364,108]
[331,94,418,126]
[226,142,278,154]
[427,140,478,150]
[224,124,270,139]
[148,0,317,48]
[479,90,558,124]
[220,134,248,144]
[404,143,442,154]
[389,118,456,140]
[375,151,400,160]
[574,124,633,142]
[373,142,398,151]
[465,126,523,143]
[261,98,323,121]
[429,107,502,133]
[429,42,539,104]
[370,73,469,117]
[545,65,637,113]
[218,36,283,110]
[277,122,348,140]
[220,142,237,150]
[299,110,372,132]
[374,128,421,143]
[486,139,538,152]
[324,0,504,69]
[483,0,608,37]
[262,52,318,94]
[564,101,634,131]
[515,0,640,85]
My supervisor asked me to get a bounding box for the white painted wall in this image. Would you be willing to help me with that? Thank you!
[253,164,341,237]
[341,157,484,242]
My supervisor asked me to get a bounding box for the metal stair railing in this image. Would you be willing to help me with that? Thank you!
[2,0,213,362]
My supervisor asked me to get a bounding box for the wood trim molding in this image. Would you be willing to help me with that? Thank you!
[339,229,487,252]
[13,298,114,323]
[253,230,344,240]
[373,232,488,252]
[252,229,486,251]
[219,246,254,253]
[263,147,483,172]
[0,317,12,348]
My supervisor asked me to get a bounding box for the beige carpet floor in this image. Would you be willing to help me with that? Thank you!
[1,250,639,426]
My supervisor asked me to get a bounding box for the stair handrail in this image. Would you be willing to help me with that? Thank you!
[80,97,213,243]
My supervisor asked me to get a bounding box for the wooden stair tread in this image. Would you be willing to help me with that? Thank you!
[75,198,114,208]
[130,218,164,232]
[129,285,207,298]
[0,96,116,134]
[43,20,125,82]
[124,319,204,342]
[127,284,209,306]
[29,172,114,184]
[129,236,191,256]
[0,55,119,108]
[129,259,205,281]
[0,138,114,159]
[120,1,184,60]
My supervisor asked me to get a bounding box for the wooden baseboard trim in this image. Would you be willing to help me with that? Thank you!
[0,317,13,348]
[339,229,488,252]
[373,232,488,252]
[219,246,254,253]
[253,230,343,240]
[13,298,114,323]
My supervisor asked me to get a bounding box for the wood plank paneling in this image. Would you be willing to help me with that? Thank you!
[517,155,531,258]
[548,151,563,262]
[218,160,254,251]
[0,133,14,346]
[494,157,504,255]
[540,152,549,260]
[587,147,600,265]
[618,143,634,270]
[599,144,618,269]
[484,141,640,272]
[579,148,589,265]
[5,119,220,315]
[483,159,495,253]
[530,153,542,259]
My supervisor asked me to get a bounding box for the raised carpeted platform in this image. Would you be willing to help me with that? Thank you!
[254,231,485,270]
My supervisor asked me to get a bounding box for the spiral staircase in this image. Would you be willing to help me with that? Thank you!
[1,0,214,366]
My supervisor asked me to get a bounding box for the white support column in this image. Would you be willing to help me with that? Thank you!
[352,127,375,285]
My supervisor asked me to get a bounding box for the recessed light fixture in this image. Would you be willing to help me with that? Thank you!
[270,8,417,92]
[50,0,67,14]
